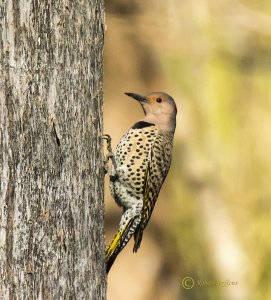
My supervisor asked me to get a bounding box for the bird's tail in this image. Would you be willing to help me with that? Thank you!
[133,228,143,253]
[105,231,123,274]
[105,218,139,273]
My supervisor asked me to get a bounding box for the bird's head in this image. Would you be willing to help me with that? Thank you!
[125,92,177,134]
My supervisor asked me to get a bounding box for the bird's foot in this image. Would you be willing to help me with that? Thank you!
[102,134,117,173]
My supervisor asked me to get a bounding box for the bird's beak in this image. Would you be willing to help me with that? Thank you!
[125,92,147,103]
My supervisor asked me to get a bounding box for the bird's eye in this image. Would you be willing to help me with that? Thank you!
[156,98,162,103]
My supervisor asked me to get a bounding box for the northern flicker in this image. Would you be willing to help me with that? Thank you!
[104,92,177,273]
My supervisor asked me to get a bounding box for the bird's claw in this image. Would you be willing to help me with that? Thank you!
[103,134,117,172]
[103,134,113,154]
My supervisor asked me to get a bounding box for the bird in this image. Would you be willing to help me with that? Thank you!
[104,91,177,273]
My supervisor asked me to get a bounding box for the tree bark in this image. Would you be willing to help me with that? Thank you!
[0,0,106,299]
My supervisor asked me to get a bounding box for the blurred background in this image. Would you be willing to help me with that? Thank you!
[103,1,271,299]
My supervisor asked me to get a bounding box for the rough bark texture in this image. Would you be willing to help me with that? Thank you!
[0,0,106,299]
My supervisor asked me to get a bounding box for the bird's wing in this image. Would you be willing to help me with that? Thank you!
[133,137,172,252]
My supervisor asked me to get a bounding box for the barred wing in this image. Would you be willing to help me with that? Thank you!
[133,136,173,252]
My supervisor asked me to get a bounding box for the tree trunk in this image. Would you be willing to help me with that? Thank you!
[0,0,106,299]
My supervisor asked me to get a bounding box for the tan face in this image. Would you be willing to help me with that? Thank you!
[125,91,177,133]
[142,92,177,116]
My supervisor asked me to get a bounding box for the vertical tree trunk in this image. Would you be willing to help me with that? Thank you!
[0,0,106,298]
